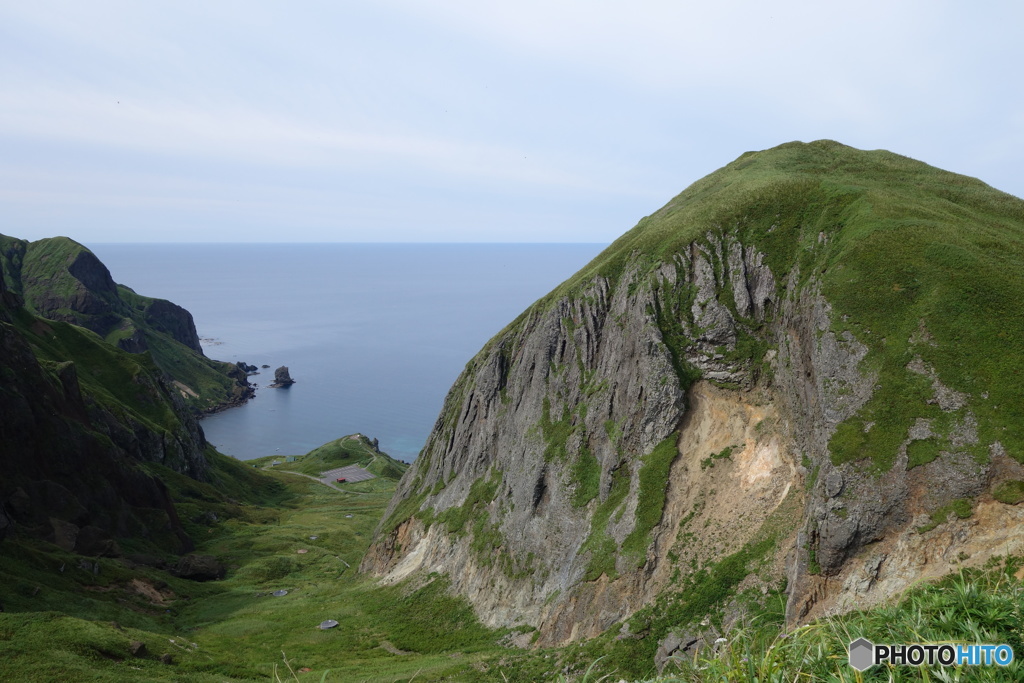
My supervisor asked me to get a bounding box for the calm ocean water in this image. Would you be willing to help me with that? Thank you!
[87,243,606,462]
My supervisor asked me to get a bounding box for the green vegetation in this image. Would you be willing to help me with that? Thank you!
[275,433,408,480]
[650,276,703,390]
[474,141,1024,476]
[13,308,181,433]
[16,445,1014,682]
[433,468,502,536]
[540,396,581,462]
[622,435,680,565]
[565,537,777,680]
[580,465,633,581]
[917,498,974,534]
[570,444,601,507]
[700,445,736,470]
[0,233,248,414]
[0,449,555,682]
[993,480,1024,505]
[657,558,1024,682]
[139,328,250,414]
[10,142,1024,681]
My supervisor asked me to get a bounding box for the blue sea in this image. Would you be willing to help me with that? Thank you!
[87,243,606,462]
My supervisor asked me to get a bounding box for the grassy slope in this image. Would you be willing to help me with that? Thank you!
[11,307,182,435]
[652,559,1024,682]
[0,441,561,682]
[273,433,409,479]
[372,141,1024,679]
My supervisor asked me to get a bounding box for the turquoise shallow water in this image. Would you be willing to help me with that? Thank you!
[88,243,605,462]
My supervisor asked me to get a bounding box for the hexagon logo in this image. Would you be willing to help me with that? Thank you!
[849,638,875,671]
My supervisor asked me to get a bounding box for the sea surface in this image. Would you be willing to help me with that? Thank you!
[88,243,606,462]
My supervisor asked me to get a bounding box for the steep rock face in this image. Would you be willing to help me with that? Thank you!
[363,234,798,644]
[363,141,1024,656]
[142,298,203,354]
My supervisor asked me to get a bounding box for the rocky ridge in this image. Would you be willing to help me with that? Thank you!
[362,141,1024,661]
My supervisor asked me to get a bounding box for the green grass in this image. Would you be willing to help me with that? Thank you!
[570,444,601,507]
[275,433,408,480]
[916,498,974,534]
[656,558,1024,682]
[540,396,582,462]
[564,537,777,680]
[993,480,1024,505]
[580,464,633,581]
[433,467,502,536]
[0,453,556,682]
[700,445,736,470]
[11,307,185,437]
[621,435,680,565]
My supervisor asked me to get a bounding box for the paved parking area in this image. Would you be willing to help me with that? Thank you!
[320,465,375,485]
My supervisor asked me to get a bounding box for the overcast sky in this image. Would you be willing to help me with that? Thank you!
[2,1,1022,243]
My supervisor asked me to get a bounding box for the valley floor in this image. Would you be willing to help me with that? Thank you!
[0,463,562,682]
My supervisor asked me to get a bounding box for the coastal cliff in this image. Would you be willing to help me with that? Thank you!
[0,235,253,413]
[362,141,1024,660]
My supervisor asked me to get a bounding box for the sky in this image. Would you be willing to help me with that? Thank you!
[1,1,1022,243]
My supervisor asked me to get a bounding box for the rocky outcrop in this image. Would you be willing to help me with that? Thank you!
[362,141,1024,664]
[174,554,226,581]
[143,298,203,354]
[270,366,295,387]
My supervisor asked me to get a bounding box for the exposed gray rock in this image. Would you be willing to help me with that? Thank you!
[363,235,782,645]
[654,628,710,673]
[824,471,844,498]
[270,366,295,387]
[362,214,1009,657]
[144,299,203,354]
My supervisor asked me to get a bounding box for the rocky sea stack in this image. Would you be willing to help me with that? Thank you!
[270,365,295,387]
[362,140,1024,663]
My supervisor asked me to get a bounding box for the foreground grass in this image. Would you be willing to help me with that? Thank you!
[643,558,1024,682]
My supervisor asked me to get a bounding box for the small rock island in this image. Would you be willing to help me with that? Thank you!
[269,366,295,388]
